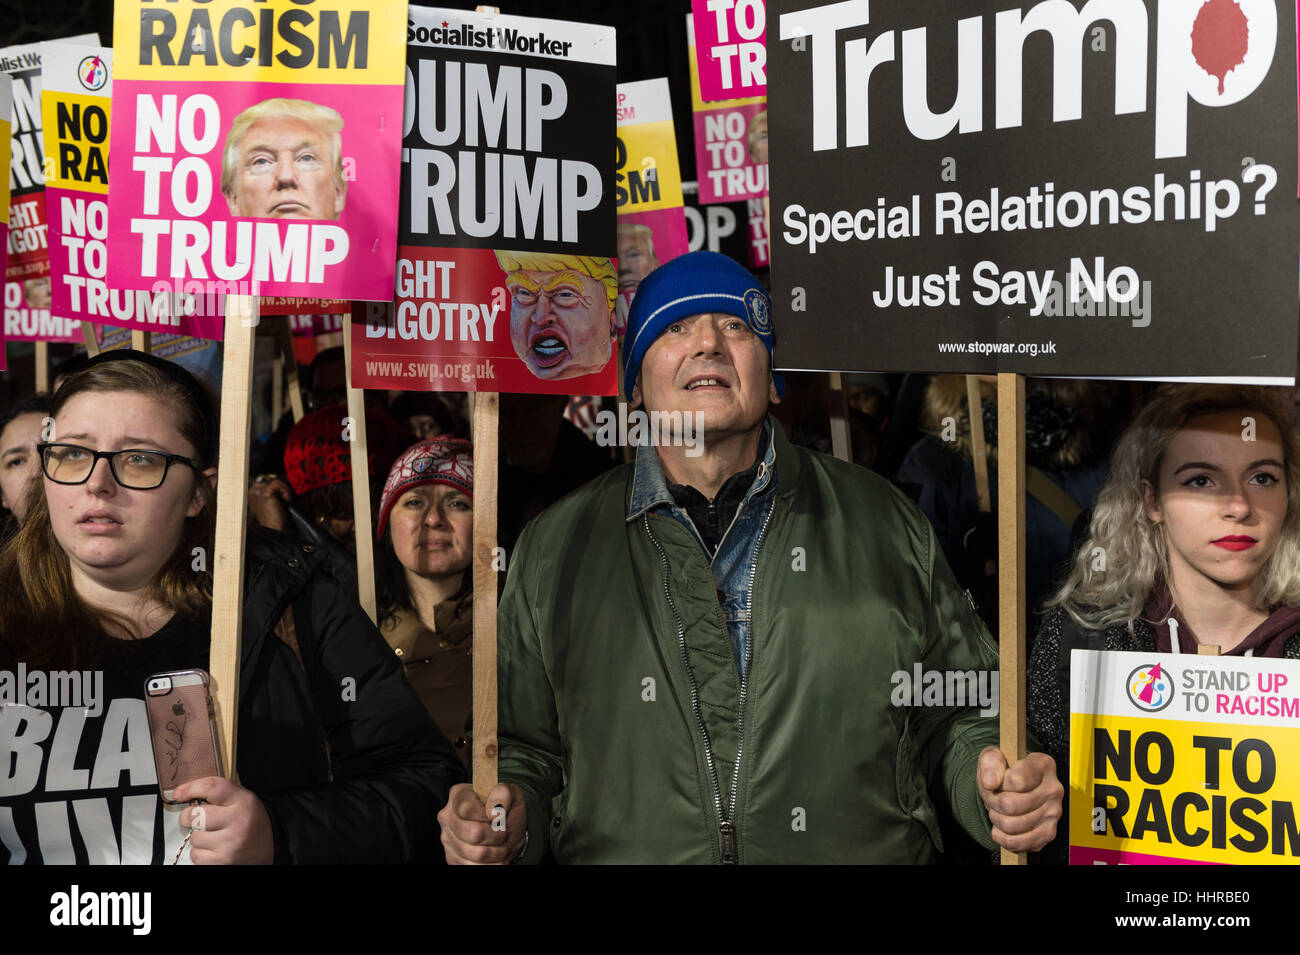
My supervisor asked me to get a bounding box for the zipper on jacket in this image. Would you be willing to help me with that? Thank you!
[719,820,738,863]
[644,513,730,863]
[726,495,775,843]
[644,494,775,865]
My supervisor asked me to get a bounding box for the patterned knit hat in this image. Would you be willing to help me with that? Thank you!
[623,250,782,402]
[376,436,474,539]
[283,404,409,496]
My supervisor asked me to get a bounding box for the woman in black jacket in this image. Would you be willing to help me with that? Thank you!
[0,350,463,864]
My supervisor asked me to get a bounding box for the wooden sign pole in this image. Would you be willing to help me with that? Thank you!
[827,372,853,463]
[34,341,49,393]
[471,390,500,799]
[131,329,152,353]
[996,372,1027,865]
[966,376,991,514]
[210,296,258,778]
[342,315,377,624]
[81,322,100,358]
[274,318,305,423]
[472,3,502,802]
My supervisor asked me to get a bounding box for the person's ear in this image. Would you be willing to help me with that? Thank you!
[189,467,217,517]
[630,376,643,411]
[1141,478,1161,524]
[223,188,240,217]
[769,373,781,406]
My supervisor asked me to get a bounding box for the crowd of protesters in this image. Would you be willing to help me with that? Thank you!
[2,258,1299,864]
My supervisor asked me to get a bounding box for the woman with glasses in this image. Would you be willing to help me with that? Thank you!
[0,350,463,864]
[1027,383,1300,863]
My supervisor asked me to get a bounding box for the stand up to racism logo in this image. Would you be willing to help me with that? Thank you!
[1127,662,1175,713]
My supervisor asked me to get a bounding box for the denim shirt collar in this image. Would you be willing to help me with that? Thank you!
[627,418,776,523]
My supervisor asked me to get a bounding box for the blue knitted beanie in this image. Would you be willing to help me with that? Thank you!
[623,251,783,401]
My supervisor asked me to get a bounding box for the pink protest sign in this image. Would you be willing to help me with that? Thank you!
[5,280,81,341]
[691,0,767,102]
[43,42,223,339]
[106,1,408,302]
[687,16,768,205]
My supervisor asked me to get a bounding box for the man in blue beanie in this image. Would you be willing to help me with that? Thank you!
[440,251,1063,864]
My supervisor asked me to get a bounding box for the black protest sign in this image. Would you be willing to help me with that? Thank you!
[399,8,616,255]
[768,0,1299,379]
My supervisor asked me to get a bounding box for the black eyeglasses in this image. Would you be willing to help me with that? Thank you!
[37,443,203,490]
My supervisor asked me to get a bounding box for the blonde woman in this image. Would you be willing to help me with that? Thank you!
[1027,383,1300,860]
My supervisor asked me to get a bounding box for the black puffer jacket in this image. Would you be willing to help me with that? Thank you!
[236,527,465,863]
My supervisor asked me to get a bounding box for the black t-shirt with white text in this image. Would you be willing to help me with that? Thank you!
[0,613,211,865]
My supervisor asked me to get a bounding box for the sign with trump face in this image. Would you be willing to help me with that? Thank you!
[353,5,617,396]
[105,0,408,301]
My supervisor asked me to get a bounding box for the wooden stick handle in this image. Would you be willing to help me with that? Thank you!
[342,315,377,624]
[274,319,305,422]
[210,297,258,779]
[828,372,853,464]
[966,376,991,514]
[34,341,49,394]
[472,392,500,799]
[996,372,1026,865]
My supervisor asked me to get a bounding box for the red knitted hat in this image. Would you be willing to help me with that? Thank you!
[375,436,474,539]
[283,404,409,496]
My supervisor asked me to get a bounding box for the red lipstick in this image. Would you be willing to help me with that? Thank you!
[1212,536,1257,551]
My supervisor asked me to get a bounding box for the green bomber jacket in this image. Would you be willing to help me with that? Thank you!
[499,418,1004,863]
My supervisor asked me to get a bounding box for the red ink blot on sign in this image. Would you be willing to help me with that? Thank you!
[1191,0,1251,94]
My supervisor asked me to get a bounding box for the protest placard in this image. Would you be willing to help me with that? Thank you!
[353,5,618,395]
[107,0,407,301]
[2,36,97,286]
[687,16,768,205]
[4,279,80,342]
[43,43,223,339]
[615,78,689,336]
[691,0,767,102]
[1070,649,1300,864]
[767,0,1300,379]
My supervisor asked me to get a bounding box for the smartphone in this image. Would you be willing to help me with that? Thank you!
[144,669,222,804]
